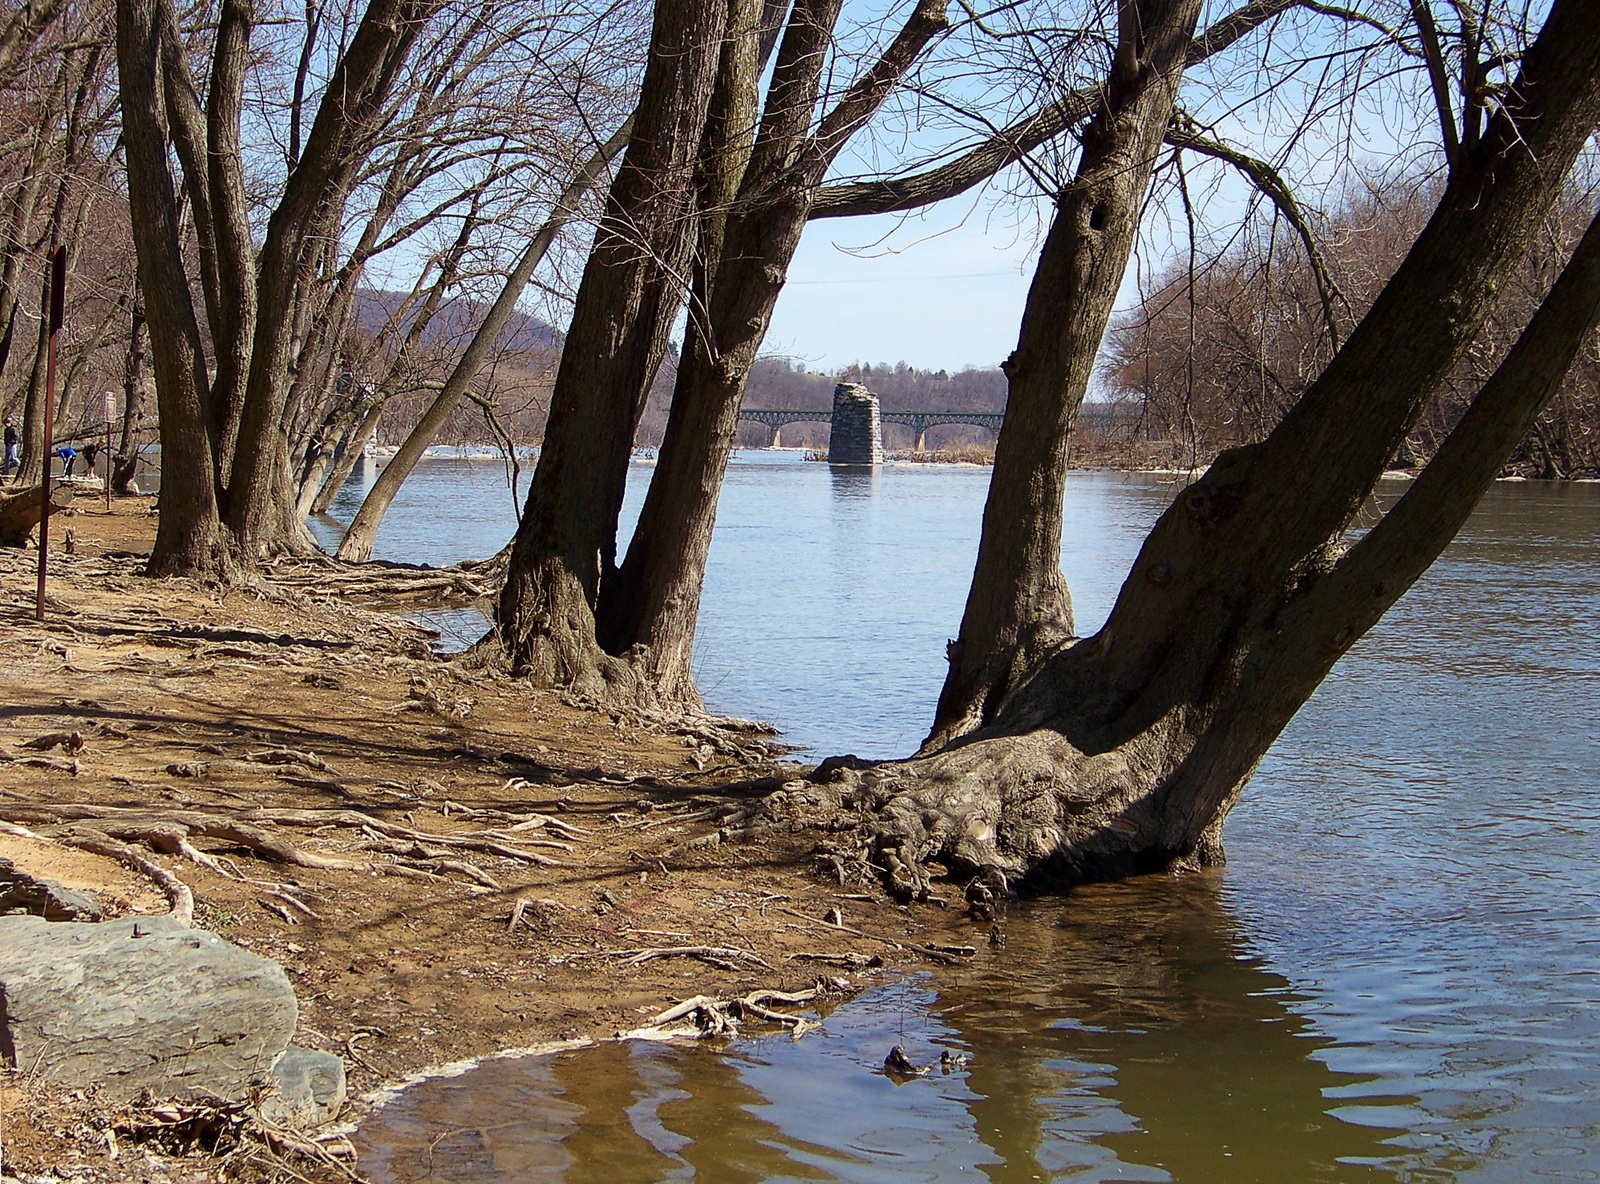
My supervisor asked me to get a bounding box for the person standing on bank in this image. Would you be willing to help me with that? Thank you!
[57,444,76,477]
[83,441,99,480]
[2,417,16,476]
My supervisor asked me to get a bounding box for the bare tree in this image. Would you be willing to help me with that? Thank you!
[118,0,458,574]
[822,0,1600,899]
[1,0,123,485]
[496,0,959,703]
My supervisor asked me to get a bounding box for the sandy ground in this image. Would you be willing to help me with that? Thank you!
[0,498,979,1183]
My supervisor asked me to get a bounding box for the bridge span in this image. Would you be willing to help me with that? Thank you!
[739,405,1004,450]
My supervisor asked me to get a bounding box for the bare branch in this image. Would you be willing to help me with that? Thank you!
[1409,0,1461,169]
[810,0,1330,219]
[1167,116,1348,350]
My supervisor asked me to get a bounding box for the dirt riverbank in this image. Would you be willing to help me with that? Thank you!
[0,499,978,1183]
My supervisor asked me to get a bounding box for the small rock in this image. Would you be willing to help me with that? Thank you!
[259,1044,346,1129]
[883,1045,928,1077]
[0,858,103,921]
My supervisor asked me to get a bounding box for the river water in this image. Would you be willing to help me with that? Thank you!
[312,454,1600,1183]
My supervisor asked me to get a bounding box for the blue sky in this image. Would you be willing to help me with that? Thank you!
[752,0,1451,374]
[763,200,1049,372]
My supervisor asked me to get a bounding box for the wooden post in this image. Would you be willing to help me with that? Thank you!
[36,245,65,621]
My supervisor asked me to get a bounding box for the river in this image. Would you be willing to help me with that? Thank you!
[311,453,1600,1182]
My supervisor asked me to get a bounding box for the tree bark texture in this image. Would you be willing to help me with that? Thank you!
[839,0,1600,899]
[497,0,727,698]
[926,0,1206,751]
[116,0,228,575]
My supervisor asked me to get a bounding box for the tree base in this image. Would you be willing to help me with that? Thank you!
[789,721,1229,905]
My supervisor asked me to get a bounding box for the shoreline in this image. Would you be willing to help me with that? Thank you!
[354,445,1596,482]
[0,502,973,1183]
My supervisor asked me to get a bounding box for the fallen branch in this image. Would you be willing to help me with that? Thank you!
[244,748,338,775]
[610,945,772,971]
[643,982,849,1039]
[786,950,884,969]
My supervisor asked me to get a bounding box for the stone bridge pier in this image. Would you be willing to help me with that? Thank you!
[828,383,883,465]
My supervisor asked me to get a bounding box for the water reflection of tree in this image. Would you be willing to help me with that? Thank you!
[358,873,1425,1183]
[357,1036,840,1182]
[936,872,1414,1184]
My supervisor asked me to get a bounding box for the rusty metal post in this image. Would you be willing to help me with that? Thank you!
[36,245,65,621]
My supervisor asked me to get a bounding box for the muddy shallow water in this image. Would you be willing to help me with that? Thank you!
[317,459,1600,1182]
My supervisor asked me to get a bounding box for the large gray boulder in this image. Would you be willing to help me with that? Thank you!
[0,914,297,1104]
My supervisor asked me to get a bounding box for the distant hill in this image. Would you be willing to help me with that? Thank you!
[353,288,561,356]
[350,294,1111,453]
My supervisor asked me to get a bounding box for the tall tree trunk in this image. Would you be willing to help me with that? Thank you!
[829,0,1600,902]
[598,0,949,702]
[925,0,1204,750]
[129,0,434,573]
[222,0,431,560]
[497,0,727,696]
[117,0,228,576]
[592,0,774,704]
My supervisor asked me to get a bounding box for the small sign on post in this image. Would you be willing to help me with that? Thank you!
[103,390,115,511]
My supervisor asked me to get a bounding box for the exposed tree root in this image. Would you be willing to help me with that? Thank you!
[0,799,591,925]
[791,717,1214,908]
[593,944,773,972]
[48,826,196,927]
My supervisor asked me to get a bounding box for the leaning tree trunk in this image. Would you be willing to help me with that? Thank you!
[496,0,726,698]
[294,381,367,520]
[924,0,1204,751]
[335,121,631,562]
[828,0,1600,902]
[309,401,383,515]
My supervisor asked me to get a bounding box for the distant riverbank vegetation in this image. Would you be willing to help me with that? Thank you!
[1104,177,1600,480]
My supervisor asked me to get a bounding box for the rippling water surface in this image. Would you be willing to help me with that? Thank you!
[312,455,1600,1182]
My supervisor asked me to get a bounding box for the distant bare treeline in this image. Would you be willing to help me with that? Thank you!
[1104,174,1600,478]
